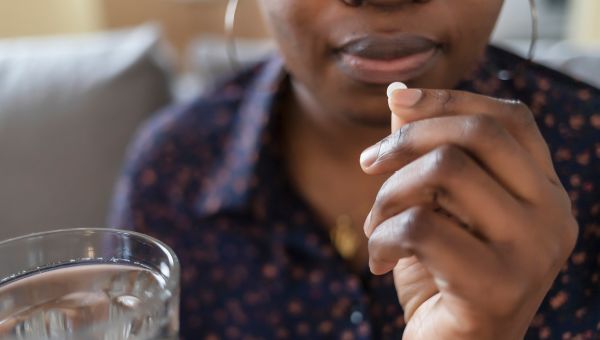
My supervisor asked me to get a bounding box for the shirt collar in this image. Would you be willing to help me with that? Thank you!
[195,55,287,218]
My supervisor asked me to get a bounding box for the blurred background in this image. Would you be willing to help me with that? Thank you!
[1,1,599,54]
[0,0,598,241]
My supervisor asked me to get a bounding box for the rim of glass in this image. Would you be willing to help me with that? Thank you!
[0,228,180,295]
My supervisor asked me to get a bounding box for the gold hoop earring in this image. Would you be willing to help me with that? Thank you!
[528,0,539,61]
[225,0,240,70]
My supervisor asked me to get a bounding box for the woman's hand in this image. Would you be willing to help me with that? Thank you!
[360,87,578,340]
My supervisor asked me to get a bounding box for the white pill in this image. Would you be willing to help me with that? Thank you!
[386,82,408,98]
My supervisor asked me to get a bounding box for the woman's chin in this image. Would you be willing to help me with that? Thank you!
[322,85,396,128]
[341,109,393,128]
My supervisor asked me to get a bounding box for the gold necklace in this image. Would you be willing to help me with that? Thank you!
[329,214,359,260]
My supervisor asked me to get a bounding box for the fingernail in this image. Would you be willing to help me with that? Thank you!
[386,82,407,98]
[360,143,379,168]
[390,88,423,107]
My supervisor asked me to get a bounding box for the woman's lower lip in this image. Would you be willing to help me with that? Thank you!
[336,48,439,85]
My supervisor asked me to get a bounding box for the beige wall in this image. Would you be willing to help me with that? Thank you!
[0,0,268,68]
[0,0,595,45]
[0,0,268,69]
[0,0,104,38]
[101,0,268,53]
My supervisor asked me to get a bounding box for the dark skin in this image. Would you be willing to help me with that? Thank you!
[259,0,578,338]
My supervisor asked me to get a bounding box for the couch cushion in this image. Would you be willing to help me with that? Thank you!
[178,34,274,100]
[0,25,173,240]
[495,39,600,88]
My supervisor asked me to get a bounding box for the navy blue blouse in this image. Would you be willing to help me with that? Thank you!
[110,46,600,339]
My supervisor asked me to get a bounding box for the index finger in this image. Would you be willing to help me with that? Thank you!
[387,84,558,184]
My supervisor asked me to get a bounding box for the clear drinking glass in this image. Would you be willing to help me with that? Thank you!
[0,228,180,340]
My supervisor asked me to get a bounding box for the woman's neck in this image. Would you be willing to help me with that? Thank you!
[281,80,390,270]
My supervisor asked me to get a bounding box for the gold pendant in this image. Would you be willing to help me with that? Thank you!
[330,214,358,260]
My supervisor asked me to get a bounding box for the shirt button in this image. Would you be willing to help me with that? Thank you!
[350,310,363,325]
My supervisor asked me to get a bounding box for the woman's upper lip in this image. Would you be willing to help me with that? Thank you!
[336,34,440,60]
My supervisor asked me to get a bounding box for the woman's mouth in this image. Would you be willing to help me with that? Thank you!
[334,34,441,85]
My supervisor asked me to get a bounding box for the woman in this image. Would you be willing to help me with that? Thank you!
[111,0,599,338]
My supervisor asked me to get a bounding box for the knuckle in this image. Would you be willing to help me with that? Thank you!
[397,207,434,247]
[367,232,386,261]
[462,114,506,145]
[426,145,470,179]
[545,208,579,272]
[562,216,579,258]
[375,134,395,160]
[504,99,536,131]
[371,175,406,224]
[434,89,457,112]
[368,217,412,265]
[376,124,419,162]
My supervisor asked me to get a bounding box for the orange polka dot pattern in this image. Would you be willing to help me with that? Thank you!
[110,46,599,339]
